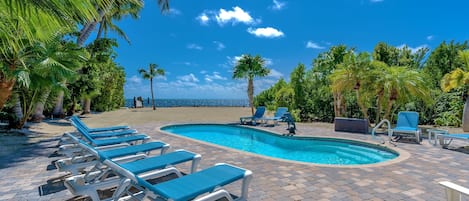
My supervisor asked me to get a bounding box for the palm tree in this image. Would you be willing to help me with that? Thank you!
[375,64,432,121]
[441,50,469,131]
[233,54,270,115]
[329,52,372,120]
[53,0,169,117]
[77,0,170,46]
[95,0,143,43]
[0,0,98,111]
[138,63,165,110]
[30,38,88,122]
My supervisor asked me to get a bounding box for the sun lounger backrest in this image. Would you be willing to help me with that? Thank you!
[274,107,288,118]
[396,111,419,128]
[71,116,90,130]
[254,106,266,118]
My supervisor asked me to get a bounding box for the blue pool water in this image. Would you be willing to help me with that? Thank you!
[161,124,398,165]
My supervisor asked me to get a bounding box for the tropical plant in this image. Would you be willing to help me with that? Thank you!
[30,37,88,122]
[424,41,468,88]
[440,50,469,131]
[374,63,432,121]
[0,0,98,111]
[52,0,170,117]
[233,54,270,115]
[329,52,372,120]
[77,0,169,46]
[290,63,307,119]
[138,63,165,110]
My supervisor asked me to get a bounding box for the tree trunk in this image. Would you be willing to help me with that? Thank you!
[31,88,51,122]
[383,99,395,121]
[11,94,25,129]
[0,78,15,111]
[248,79,254,115]
[151,78,155,110]
[52,90,65,118]
[83,98,91,114]
[462,98,469,131]
[355,90,369,120]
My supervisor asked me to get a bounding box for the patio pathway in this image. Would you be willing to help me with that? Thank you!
[0,121,468,200]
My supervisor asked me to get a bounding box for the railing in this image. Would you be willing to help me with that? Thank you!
[439,181,469,201]
[371,119,391,144]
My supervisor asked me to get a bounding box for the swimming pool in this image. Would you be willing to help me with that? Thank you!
[160,124,399,166]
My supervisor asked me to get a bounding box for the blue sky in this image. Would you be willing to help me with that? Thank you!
[111,0,469,99]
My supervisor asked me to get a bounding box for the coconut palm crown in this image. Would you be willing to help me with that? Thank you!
[233,54,270,115]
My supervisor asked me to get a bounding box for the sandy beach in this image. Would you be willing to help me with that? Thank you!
[1,107,468,200]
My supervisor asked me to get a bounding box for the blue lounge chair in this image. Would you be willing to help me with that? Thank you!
[240,106,266,126]
[74,124,150,147]
[260,107,288,126]
[438,133,469,148]
[71,120,137,139]
[56,133,170,175]
[390,111,421,143]
[64,136,201,201]
[106,162,252,201]
[71,115,129,133]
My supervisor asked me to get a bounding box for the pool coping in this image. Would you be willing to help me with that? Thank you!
[157,123,410,168]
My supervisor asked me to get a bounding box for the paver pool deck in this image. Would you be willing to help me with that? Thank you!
[0,114,468,200]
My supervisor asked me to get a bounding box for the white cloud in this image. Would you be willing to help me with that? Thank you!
[370,0,384,2]
[167,8,182,16]
[268,69,284,79]
[216,6,255,25]
[187,43,203,50]
[213,41,225,50]
[270,0,286,10]
[196,12,210,25]
[426,35,434,41]
[205,72,228,82]
[177,73,199,83]
[128,75,142,85]
[247,27,284,38]
[264,58,273,66]
[306,41,325,49]
[397,44,428,53]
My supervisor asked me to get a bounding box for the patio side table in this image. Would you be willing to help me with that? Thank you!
[427,128,448,146]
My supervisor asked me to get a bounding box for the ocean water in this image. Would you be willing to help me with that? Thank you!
[125,98,249,108]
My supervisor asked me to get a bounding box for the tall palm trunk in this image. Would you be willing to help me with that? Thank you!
[248,78,254,115]
[150,78,155,110]
[462,98,469,131]
[0,78,15,111]
[52,90,65,118]
[32,88,51,122]
[83,98,91,114]
[333,92,339,117]
[355,90,369,121]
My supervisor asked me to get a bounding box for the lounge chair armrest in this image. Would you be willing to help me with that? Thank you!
[195,189,234,201]
[440,181,469,201]
[94,143,130,150]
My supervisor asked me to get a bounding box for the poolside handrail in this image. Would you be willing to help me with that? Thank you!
[371,119,391,144]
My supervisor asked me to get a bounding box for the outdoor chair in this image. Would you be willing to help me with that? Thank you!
[105,161,252,201]
[71,115,130,133]
[240,106,266,126]
[260,107,288,126]
[389,111,421,143]
[437,133,469,148]
[64,136,201,201]
[56,133,169,175]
